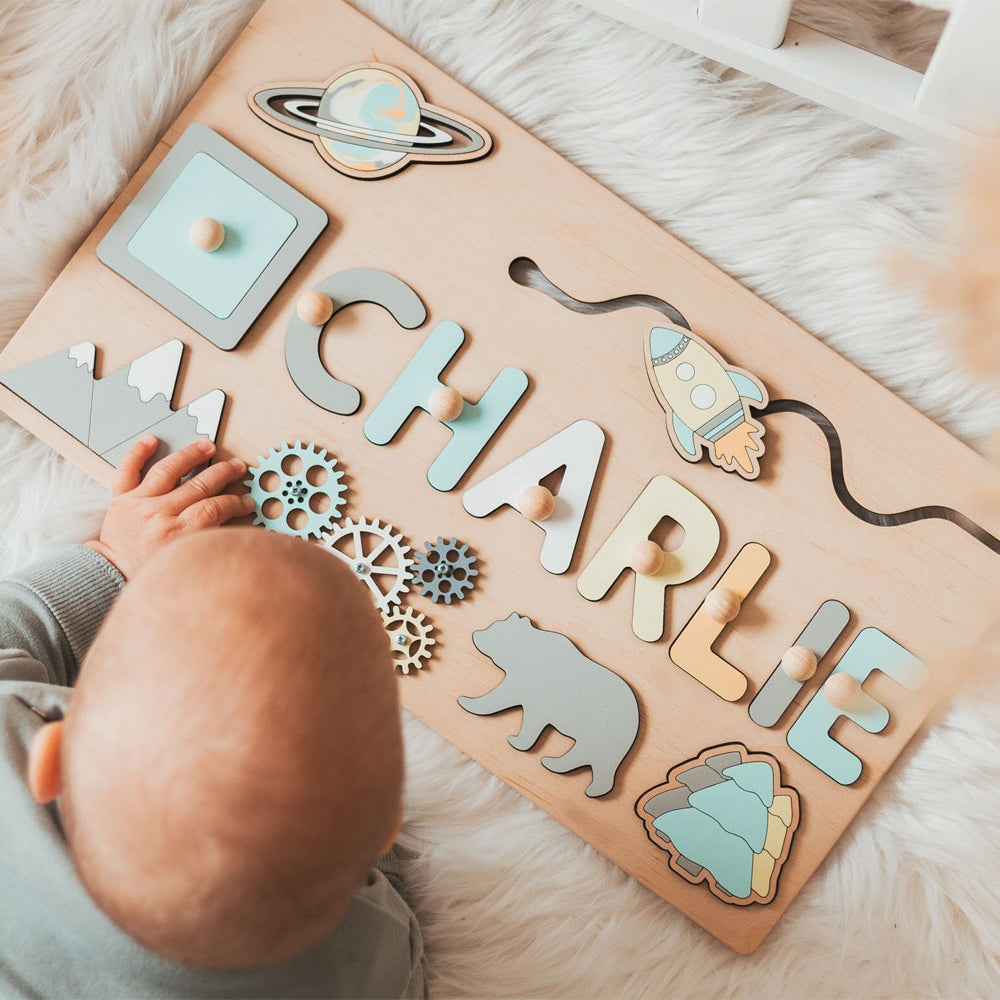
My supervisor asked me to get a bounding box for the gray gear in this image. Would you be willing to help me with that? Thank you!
[411,537,478,604]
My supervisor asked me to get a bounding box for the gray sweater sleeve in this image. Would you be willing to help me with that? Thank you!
[0,545,124,688]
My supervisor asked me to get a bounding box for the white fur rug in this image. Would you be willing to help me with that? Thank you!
[2,1,999,996]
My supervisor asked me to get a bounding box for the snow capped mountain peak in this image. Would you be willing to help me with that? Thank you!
[126,340,183,403]
[186,389,226,438]
[67,342,96,373]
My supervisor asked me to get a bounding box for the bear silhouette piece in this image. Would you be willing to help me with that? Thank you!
[459,613,640,797]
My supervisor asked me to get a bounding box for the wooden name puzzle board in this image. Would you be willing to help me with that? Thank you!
[2,0,999,954]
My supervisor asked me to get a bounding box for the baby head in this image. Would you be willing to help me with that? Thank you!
[31,528,403,969]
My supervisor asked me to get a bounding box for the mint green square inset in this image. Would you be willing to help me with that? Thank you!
[127,152,297,320]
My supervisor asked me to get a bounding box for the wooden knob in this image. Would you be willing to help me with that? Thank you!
[297,290,334,326]
[518,485,555,522]
[824,672,862,710]
[629,540,664,577]
[704,587,741,624]
[427,387,464,422]
[780,646,817,682]
[189,217,225,252]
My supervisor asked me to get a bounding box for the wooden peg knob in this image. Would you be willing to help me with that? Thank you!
[428,387,464,422]
[780,646,817,682]
[518,485,555,522]
[704,587,741,624]
[824,672,862,710]
[297,290,334,326]
[629,540,665,577]
[189,217,225,252]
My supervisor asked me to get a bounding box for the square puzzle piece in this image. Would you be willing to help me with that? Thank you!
[97,122,327,350]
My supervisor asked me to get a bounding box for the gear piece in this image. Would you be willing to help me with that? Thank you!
[381,606,435,675]
[411,536,479,604]
[322,517,412,610]
[244,442,347,540]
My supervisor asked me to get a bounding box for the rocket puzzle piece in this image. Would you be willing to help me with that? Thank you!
[0,340,225,468]
[645,325,768,480]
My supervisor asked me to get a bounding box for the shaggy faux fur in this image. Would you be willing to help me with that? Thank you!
[2,1,998,996]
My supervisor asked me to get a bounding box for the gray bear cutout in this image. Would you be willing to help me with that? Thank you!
[459,613,640,797]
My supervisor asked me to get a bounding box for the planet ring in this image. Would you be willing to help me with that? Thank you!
[253,88,488,155]
[281,98,453,147]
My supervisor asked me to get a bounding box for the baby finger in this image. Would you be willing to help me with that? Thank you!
[137,440,217,497]
[181,493,256,530]
[169,458,247,512]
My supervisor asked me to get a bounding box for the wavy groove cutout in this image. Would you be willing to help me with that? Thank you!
[508,256,1000,558]
[764,399,1000,556]
[509,257,691,329]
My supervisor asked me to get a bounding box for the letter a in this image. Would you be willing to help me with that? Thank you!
[463,420,605,574]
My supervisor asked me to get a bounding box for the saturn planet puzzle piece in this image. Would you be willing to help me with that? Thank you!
[251,63,493,180]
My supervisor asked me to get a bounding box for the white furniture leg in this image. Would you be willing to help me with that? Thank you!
[698,0,792,50]
[575,0,996,144]
[915,0,1000,136]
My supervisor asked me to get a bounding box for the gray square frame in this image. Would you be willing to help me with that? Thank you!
[97,122,328,351]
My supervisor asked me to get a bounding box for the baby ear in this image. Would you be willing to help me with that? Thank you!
[28,720,64,804]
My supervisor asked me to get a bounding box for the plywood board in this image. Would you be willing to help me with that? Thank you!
[2,0,999,954]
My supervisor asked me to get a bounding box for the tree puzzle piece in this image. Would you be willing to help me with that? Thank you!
[364,321,528,492]
[577,475,721,642]
[459,613,640,798]
[786,627,929,785]
[0,340,224,468]
[462,419,606,574]
[636,743,800,905]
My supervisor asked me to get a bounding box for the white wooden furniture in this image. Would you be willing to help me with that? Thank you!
[575,0,1000,145]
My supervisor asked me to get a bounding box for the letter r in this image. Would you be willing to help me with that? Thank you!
[577,475,720,642]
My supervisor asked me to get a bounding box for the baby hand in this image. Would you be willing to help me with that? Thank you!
[85,436,253,580]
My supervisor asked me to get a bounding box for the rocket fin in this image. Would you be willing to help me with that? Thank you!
[672,411,698,456]
[727,370,764,404]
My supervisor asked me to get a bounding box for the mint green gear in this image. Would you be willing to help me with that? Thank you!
[244,441,347,540]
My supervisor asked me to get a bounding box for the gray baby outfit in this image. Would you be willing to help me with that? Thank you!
[0,545,425,999]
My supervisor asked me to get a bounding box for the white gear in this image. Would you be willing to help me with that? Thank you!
[322,517,412,611]
[381,606,435,674]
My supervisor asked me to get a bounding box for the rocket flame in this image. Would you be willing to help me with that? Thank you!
[713,420,765,478]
